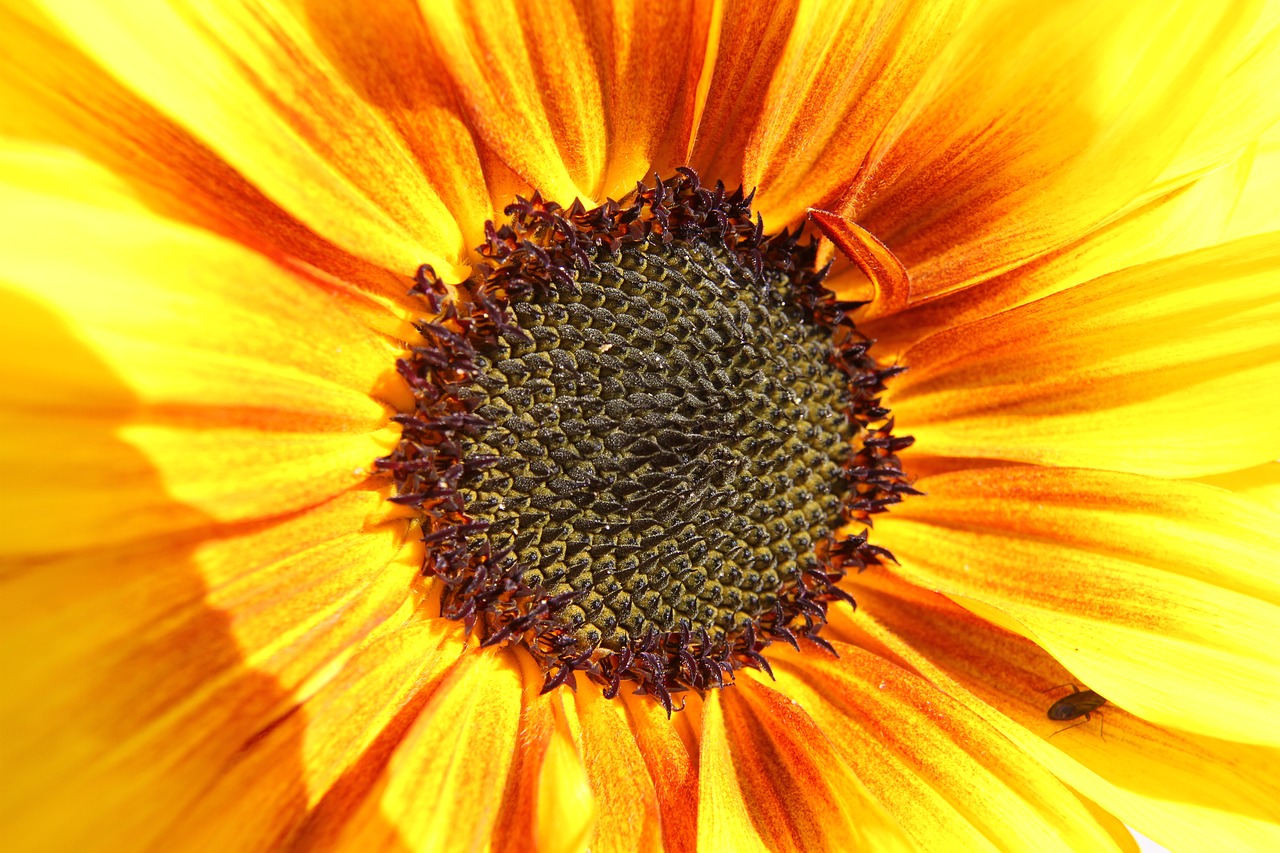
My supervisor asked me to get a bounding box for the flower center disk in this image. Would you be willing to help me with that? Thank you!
[382,170,914,710]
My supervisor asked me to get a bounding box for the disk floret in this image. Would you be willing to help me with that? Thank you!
[379,170,915,710]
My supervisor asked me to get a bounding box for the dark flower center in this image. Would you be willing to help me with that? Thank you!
[380,170,914,710]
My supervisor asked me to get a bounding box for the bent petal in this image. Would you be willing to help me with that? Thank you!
[862,154,1255,356]
[843,0,1265,299]
[36,0,468,276]
[889,233,1280,477]
[873,466,1280,746]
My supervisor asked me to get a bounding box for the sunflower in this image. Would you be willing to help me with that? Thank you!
[3,1,1280,851]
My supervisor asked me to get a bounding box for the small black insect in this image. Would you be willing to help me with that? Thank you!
[1044,683,1108,738]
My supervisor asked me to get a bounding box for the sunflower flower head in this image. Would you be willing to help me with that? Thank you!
[380,169,914,709]
[3,2,1280,852]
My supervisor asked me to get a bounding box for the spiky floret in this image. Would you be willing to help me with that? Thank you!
[378,169,916,711]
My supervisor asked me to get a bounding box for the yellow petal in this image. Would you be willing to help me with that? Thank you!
[1198,461,1280,515]
[317,648,524,852]
[566,688,663,853]
[889,232,1280,477]
[150,619,466,850]
[844,568,1280,853]
[1150,5,1280,196]
[770,643,1126,853]
[845,0,1265,299]
[0,176,396,551]
[0,490,413,849]
[874,466,1280,746]
[535,694,596,853]
[36,0,468,277]
[1224,123,1280,243]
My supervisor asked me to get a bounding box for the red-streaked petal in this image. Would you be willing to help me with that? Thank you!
[862,153,1257,356]
[309,648,524,851]
[844,0,1266,299]
[36,0,468,276]
[419,0,711,206]
[840,570,1280,853]
[565,688,664,853]
[623,693,700,853]
[873,466,1280,746]
[770,642,1128,853]
[698,681,914,853]
[693,0,976,230]
[889,232,1280,477]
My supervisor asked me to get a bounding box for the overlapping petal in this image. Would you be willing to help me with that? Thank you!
[842,0,1267,298]
[840,570,1280,852]
[35,0,469,277]
[419,0,710,206]
[889,232,1280,477]
[769,641,1130,852]
[872,466,1280,746]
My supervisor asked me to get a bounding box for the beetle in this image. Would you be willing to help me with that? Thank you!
[1044,683,1108,738]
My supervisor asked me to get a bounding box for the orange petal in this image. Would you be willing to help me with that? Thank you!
[687,0,798,193]
[769,642,1125,853]
[584,0,715,196]
[314,647,524,851]
[843,0,1266,299]
[889,232,1280,477]
[565,688,663,853]
[421,0,711,206]
[36,0,468,276]
[622,693,700,853]
[699,680,913,853]
[843,568,1280,853]
[694,0,977,230]
[862,152,1257,356]
[873,466,1280,746]
[809,208,911,319]
[295,0,495,251]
